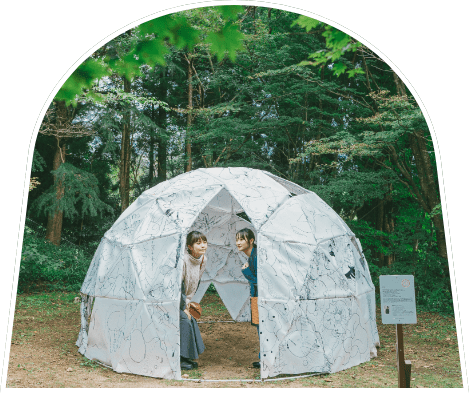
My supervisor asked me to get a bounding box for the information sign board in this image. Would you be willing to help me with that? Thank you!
[379,275,417,324]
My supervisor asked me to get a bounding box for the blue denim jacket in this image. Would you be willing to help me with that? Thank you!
[241,247,257,297]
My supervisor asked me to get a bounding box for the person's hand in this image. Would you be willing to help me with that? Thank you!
[184,309,192,320]
[242,262,249,269]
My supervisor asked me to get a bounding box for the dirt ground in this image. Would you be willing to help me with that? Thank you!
[5,292,464,388]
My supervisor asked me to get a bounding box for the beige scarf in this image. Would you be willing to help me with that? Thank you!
[182,251,206,310]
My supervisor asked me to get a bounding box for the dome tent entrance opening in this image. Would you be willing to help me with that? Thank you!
[76,167,380,380]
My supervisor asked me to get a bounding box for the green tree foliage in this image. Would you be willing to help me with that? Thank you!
[56,6,245,105]
[32,149,46,172]
[29,150,46,191]
[25,6,451,313]
[291,15,363,77]
[32,163,113,221]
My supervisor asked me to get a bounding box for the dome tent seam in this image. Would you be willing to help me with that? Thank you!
[257,287,376,303]
[103,231,180,247]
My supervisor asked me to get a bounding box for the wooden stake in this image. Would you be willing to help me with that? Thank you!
[396,324,406,387]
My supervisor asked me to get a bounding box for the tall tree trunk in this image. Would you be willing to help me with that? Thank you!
[119,77,132,212]
[393,71,407,96]
[45,100,68,246]
[383,187,395,267]
[157,76,167,183]
[148,103,155,186]
[409,129,447,259]
[391,71,447,260]
[358,184,394,268]
[185,55,193,172]
[45,138,66,246]
[375,198,385,267]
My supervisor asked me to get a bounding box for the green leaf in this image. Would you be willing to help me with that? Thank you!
[55,58,110,105]
[323,27,350,51]
[138,15,174,38]
[166,20,200,50]
[111,55,142,81]
[215,5,244,20]
[332,62,347,76]
[291,15,321,32]
[346,68,365,78]
[133,39,168,66]
[206,21,244,62]
[138,14,200,51]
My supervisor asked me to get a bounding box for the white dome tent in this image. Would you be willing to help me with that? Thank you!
[76,167,380,380]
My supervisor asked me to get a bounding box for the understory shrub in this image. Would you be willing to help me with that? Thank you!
[366,249,453,315]
[19,226,92,292]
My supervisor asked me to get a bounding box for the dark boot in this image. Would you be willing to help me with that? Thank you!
[187,359,198,369]
[181,357,198,368]
[180,358,194,370]
[252,361,260,368]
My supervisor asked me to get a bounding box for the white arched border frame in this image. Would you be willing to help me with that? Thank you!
[1,0,468,390]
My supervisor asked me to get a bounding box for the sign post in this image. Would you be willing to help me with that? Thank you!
[379,275,417,388]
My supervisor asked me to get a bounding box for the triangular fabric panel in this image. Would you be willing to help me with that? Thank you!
[85,297,141,366]
[191,281,212,304]
[214,281,250,321]
[94,246,145,300]
[215,250,249,284]
[114,301,180,379]
[260,194,348,245]
[194,207,232,244]
[262,171,311,196]
[156,185,224,230]
[258,296,377,379]
[201,167,291,229]
[105,198,156,245]
[130,203,180,244]
[201,244,230,281]
[108,192,156,233]
[130,235,181,302]
[80,241,106,296]
[85,298,180,379]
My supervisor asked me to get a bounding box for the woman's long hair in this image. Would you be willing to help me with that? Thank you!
[236,228,257,248]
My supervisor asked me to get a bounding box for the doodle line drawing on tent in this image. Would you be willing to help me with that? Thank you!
[76,167,380,380]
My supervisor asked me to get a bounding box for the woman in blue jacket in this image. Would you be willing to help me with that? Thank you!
[235,228,260,369]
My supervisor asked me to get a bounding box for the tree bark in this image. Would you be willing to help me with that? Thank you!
[45,138,66,246]
[157,77,167,183]
[45,100,68,246]
[185,55,193,172]
[393,71,407,97]
[358,184,394,268]
[392,72,447,260]
[148,103,155,185]
[383,189,395,267]
[409,129,447,259]
[119,77,132,212]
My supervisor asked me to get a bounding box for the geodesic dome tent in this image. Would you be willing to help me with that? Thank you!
[76,167,380,380]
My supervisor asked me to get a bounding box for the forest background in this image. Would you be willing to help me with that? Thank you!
[1,0,466,380]
[18,5,453,316]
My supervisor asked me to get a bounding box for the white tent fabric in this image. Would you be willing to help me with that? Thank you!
[77,167,379,379]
